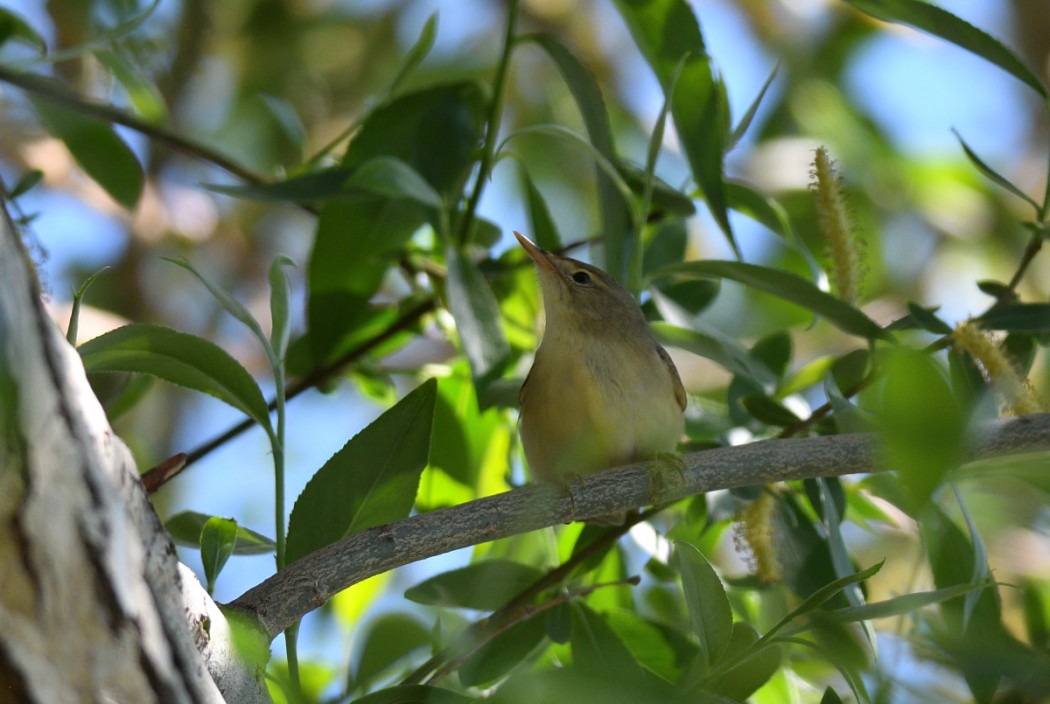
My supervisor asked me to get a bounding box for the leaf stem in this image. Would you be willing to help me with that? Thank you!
[455,0,520,246]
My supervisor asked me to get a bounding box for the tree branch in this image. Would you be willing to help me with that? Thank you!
[228,412,1050,642]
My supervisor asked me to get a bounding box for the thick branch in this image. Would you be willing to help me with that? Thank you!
[229,412,1050,641]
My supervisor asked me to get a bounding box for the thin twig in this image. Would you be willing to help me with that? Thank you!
[229,413,1050,642]
[0,66,268,185]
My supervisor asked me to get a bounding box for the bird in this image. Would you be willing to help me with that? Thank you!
[514,231,686,519]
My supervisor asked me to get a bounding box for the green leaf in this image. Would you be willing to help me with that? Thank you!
[344,156,444,209]
[826,582,987,623]
[820,686,845,704]
[66,267,109,345]
[763,562,884,644]
[164,510,275,555]
[609,0,734,255]
[445,247,511,398]
[978,303,1050,333]
[285,379,436,564]
[0,8,46,52]
[741,395,801,427]
[207,157,442,209]
[703,623,782,700]
[166,258,268,346]
[350,685,473,704]
[460,616,547,687]
[29,82,144,210]
[404,559,544,610]
[905,302,953,335]
[389,13,439,94]
[953,130,1041,211]
[519,32,634,282]
[200,516,238,593]
[343,81,486,200]
[651,322,777,389]
[78,324,271,430]
[751,332,792,380]
[650,279,719,316]
[671,57,734,256]
[620,164,697,220]
[307,196,426,363]
[651,321,776,388]
[844,0,1049,101]
[676,542,733,667]
[352,614,432,692]
[268,256,295,359]
[877,348,966,509]
[570,603,668,694]
[658,260,889,340]
[8,169,43,198]
[93,48,168,123]
[728,63,779,149]
[519,165,562,251]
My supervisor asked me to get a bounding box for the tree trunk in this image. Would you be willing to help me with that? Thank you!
[0,210,265,703]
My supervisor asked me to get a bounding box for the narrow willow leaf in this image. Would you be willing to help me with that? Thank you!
[729,63,779,149]
[0,8,46,52]
[519,33,633,281]
[66,267,109,345]
[651,322,777,389]
[761,562,883,643]
[389,13,438,93]
[165,510,275,555]
[200,516,238,593]
[284,379,436,564]
[30,84,144,210]
[166,258,266,343]
[827,582,986,623]
[78,324,271,430]
[269,256,295,360]
[845,0,1049,101]
[952,484,991,632]
[676,542,733,667]
[953,130,1040,211]
[978,303,1050,333]
[659,261,888,340]
[404,560,544,610]
[519,165,562,251]
[445,247,511,396]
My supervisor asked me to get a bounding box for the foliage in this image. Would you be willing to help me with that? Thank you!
[2,1,1050,702]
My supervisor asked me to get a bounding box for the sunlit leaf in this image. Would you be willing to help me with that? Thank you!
[845,0,1049,101]
[200,516,238,593]
[285,379,436,564]
[658,261,889,340]
[165,510,275,556]
[876,349,966,509]
[78,324,271,430]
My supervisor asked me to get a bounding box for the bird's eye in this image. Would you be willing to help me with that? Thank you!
[571,271,592,285]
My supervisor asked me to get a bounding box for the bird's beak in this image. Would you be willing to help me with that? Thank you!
[514,231,558,275]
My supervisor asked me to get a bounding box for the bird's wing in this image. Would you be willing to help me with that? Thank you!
[656,344,687,411]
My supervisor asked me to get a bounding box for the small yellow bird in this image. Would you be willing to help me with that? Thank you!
[515,231,686,495]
